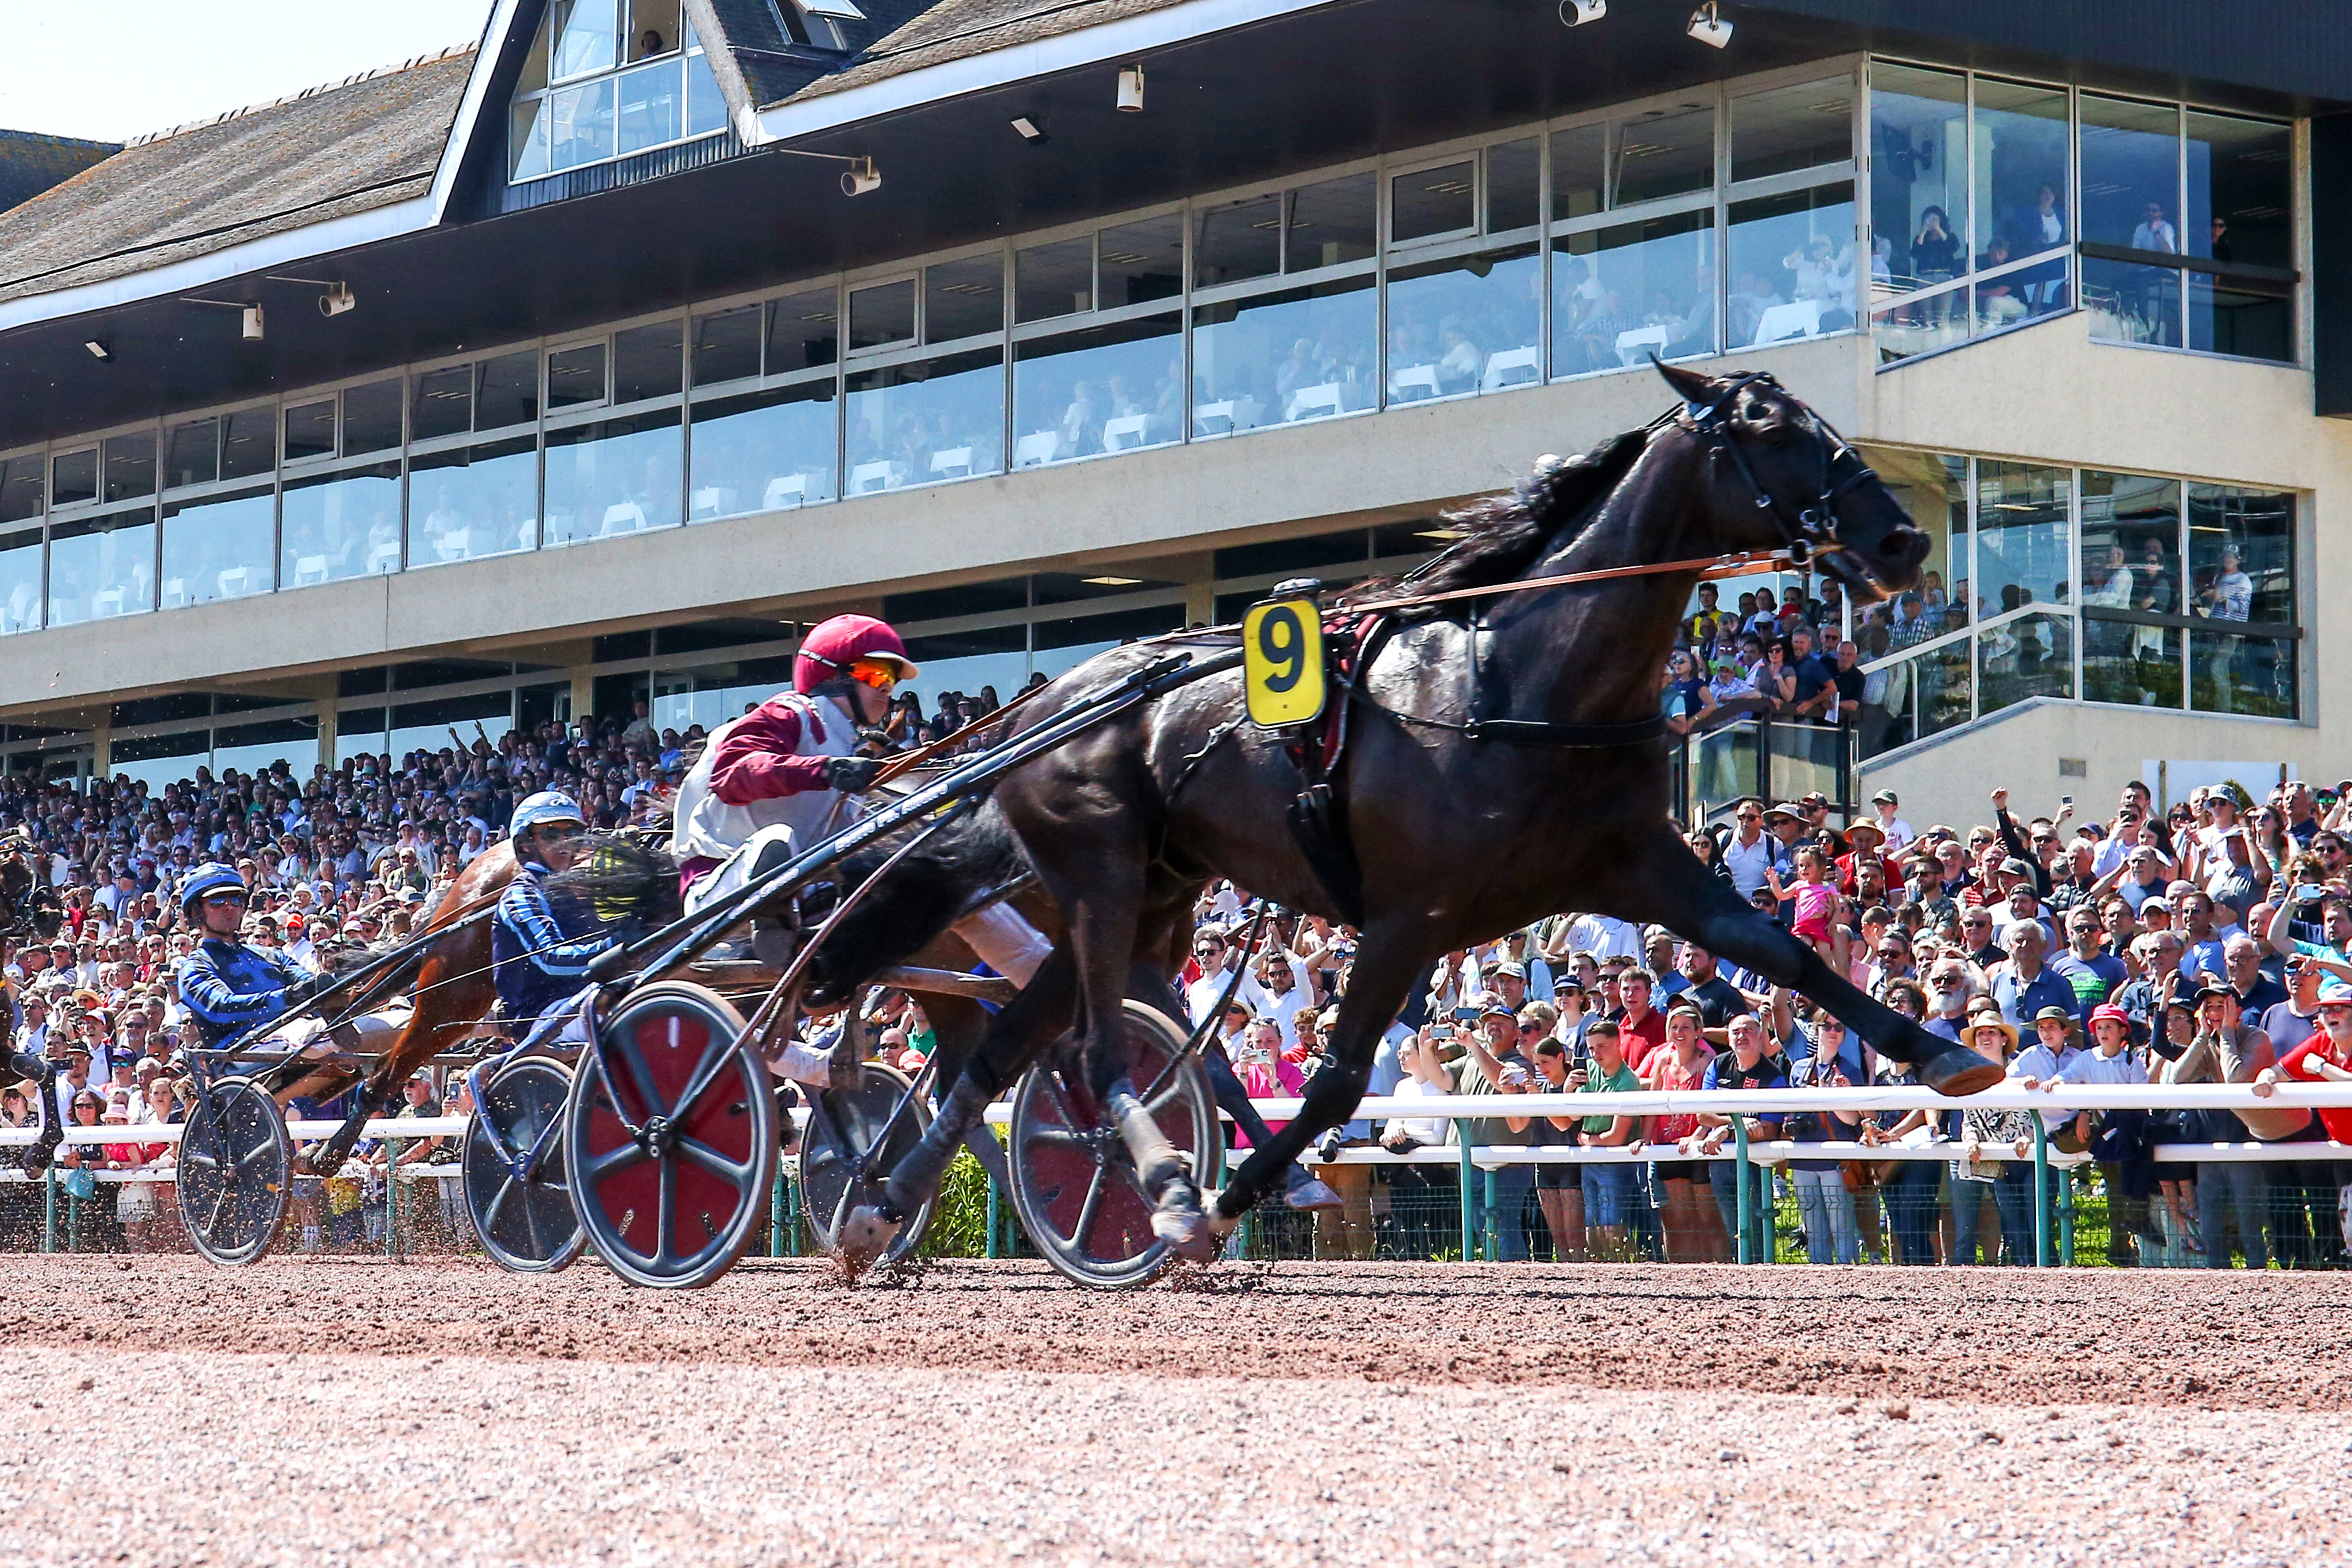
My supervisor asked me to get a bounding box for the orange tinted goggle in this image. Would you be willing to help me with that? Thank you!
[848,658,901,691]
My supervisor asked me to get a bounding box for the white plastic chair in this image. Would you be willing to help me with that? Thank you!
[90,588,124,618]
[433,528,474,562]
[367,539,401,575]
[1012,431,1062,469]
[601,501,647,535]
[1285,383,1345,422]
[1192,401,1236,437]
[928,447,974,480]
[690,485,726,519]
[1387,365,1442,404]
[1101,414,1151,451]
[1479,346,1542,391]
[216,567,251,599]
[849,461,897,495]
[761,475,807,510]
[293,555,329,586]
[159,578,188,609]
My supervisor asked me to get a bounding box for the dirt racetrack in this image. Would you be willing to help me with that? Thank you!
[0,1256,2340,1566]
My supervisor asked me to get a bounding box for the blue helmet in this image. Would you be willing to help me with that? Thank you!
[178,862,248,917]
[510,790,588,841]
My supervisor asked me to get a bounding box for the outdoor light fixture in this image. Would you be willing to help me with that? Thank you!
[840,156,881,196]
[241,304,266,340]
[1081,576,1143,586]
[83,340,110,361]
[318,282,356,317]
[1686,1,1731,47]
[1117,64,1145,112]
[1011,116,1044,141]
[1559,0,1605,24]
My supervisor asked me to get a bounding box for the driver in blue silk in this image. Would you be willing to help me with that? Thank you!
[175,861,351,1101]
[493,791,620,1042]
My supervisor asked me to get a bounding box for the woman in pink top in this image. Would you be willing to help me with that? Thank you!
[1231,1018,1302,1148]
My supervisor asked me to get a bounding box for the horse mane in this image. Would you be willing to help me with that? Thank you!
[1341,423,1651,612]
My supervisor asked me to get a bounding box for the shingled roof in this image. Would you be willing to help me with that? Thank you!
[0,131,120,215]
[0,49,475,307]
[778,0,1192,105]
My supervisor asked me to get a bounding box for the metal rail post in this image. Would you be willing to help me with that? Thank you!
[386,1137,400,1260]
[1457,1135,1476,1262]
[2058,1161,2076,1267]
[985,1174,1000,1260]
[1733,1119,1752,1265]
[2031,1118,2052,1268]
[784,1173,801,1257]
[42,1166,54,1254]
[1483,1170,1498,1263]
[769,1164,784,1258]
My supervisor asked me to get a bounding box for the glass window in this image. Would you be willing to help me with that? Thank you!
[0,456,38,523]
[2187,484,2291,626]
[1098,215,1184,307]
[1016,238,1093,324]
[1978,610,2074,711]
[212,718,319,782]
[413,367,474,441]
[543,410,682,545]
[614,320,683,401]
[103,432,156,502]
[689,381,838,516]
[2186,273,2293,361]
[48,506,155,625]
[477,352,541,429]
[109,731,210,792]
[628,0,680,58]
[767,287,840,371]
[548,77,617,172]
[843,347,1005,491]
[1970,79,2071,332]
[285,400,336,462]
[342,380,404,456]
[1861,636,1971,757]
[615,57,680,156]
[281,463,401,586]
[1190,276,1376,437]
[221,407,276,480]
[0,527,40,634]
[1390,161,1475,245]
[2080,96,2180,252]
[1487,138,1540,232]
[1550,123,1605,220]
[2187,113,2291,267]
[1552,209,1713,377]
[511,96,554,183]
[684,46,726,136]
[1384,242,1543,402]
[1286,174,1375,270]
[551,0,618,80]
[847,279,916,349]
[900,626,1028,717]
[925,255,1004,342]
[692,305,763,386]
[1731,76,1853,183]
[52,449,98,508]
[1726,184,1855,348]
[1011,312,1185,466]
[390,692,515,764]
[518,6,552,94]
[2080,471,2183,708]
[1612,105,1714,206]
[163,420,218,490]
[649,655,796,735]
[1032,603,1185,683]
[1974,462,2071,614]
[1854,447,1967,649]
[1868,65,1967,314]
[409,437,542,565]
[161,487,274,608]
[1194,194,1283,287]
[2192,625,2295,719]
[547,343,607,409]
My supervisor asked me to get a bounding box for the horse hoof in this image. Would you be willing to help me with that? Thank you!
[837,1205,903,1273]
[1921,1047,2003,1097]
[1285,1177,1344,1212]
[1151,1185,1215,1262]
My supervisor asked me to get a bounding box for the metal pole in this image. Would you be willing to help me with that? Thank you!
[1457,1134,1476,1262]
[985,1173,1000,1260]
[784,1173,801,1257]
[1482,1169,1497,1263]
[2058,1161,2076,1267]
[1733,1119,1752,1265]
[42,1167,54,1254]
[2031,1118,2052,1268]
[386,1137,401,1260]
[768,1163,784,1258]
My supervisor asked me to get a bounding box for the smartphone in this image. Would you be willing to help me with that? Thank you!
[1430,1023,1455,1041]
[2060,795,2073,810]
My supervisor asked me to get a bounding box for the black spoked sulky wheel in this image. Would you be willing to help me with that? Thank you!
[1008,1000,1221,1289]
[462,1056,588,1274]
[563,982,777,1289]
[177,1078,293,1267]
[799,1061,936,1266]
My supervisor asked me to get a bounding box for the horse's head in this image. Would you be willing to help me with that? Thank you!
[1653,361,1926,603]
[0,834,62,943]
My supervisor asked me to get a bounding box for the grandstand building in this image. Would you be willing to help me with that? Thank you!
[0,0,2342,824]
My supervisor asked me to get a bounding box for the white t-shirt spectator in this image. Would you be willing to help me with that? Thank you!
[1559,913,1642,962]
[1722,831,1775,897]
[1385,1072,1451,1145]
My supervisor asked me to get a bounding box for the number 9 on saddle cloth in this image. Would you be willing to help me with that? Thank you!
[683,824,1054,989]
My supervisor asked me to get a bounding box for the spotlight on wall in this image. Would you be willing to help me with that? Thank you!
[83,340,110,361]
[318,282,356,317]
[1011,116,1045,142]
[1559,0,1605,24]
[840,156,881,196]
[1686,1,1731,46]
[240,304,266,341]
[1117,63,1145,113]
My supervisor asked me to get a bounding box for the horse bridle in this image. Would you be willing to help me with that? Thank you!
[0,833,61,941]
[1674,370,1879,570]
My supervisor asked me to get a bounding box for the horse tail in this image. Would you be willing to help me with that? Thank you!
[801,798,1032,1002]
[544,831,684,936]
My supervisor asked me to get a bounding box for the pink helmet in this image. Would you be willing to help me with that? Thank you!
[793,614,919,694]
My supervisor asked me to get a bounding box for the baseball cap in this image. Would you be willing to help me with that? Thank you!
[1478,995,1516,1019]
[2190,981,2234,1005]
[2318,981,2352,1008]
[1870,789,1899,806]
[2088,1003,2132,1028]
[1491,962,1527,981]
[1551,976,1586,995]
[2032,1004,2074,1025]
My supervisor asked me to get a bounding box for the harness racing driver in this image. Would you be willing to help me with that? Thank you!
[493,790,621,1046]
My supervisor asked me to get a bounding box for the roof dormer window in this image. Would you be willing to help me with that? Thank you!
[511,0,726,184]
[769,0,861,53]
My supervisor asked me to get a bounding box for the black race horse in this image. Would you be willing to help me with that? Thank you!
[827,363,2002,1265]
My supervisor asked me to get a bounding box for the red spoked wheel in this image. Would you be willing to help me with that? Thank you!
[563,982,777,1289]
[1007,1001,1220,1289]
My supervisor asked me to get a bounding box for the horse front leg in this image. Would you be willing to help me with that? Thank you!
[1608,827,2001,1096]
